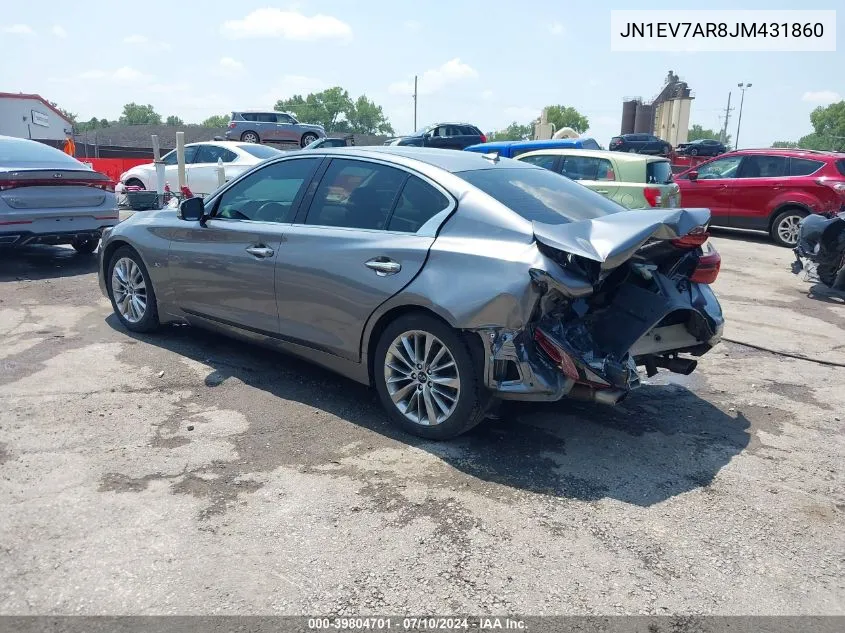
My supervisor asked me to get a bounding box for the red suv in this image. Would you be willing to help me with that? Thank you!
[675,149,845,246]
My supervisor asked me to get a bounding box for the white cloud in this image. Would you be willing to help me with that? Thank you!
[404,20,422,32]
[51,25,67,38]
[549,22,564,36]
[77,67,152,82]
[123,33,171,51]
[148,82,191,94]
[503,106,541,121]
[123,34,148,44]
[262,75,327,105]
[389,58,478,96]
[3,24,34,35]
[802,90,842,105]
[221,9,352,41]
[481,90,495,101]
[218,57,244,74]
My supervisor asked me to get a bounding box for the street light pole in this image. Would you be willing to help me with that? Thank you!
[735,82,752,150]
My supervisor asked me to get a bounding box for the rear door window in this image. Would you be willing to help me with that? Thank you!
[257,113,278,123]
[789,157,825,176]
[194,145,238,164]
[559,156,614,181]
[737,155,787,178]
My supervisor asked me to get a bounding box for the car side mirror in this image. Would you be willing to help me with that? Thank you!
[688,170,699,181]
[178,197,205,221]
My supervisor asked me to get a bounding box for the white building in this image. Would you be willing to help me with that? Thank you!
[0,92,74,141]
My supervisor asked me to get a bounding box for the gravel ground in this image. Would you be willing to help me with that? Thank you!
[0,229,842,615]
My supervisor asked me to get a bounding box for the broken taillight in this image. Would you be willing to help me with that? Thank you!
[643,187,662,207]
[690,247,721,284]
[672,226,710,248]
[534,328,579,381]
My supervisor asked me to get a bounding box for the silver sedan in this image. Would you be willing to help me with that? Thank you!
[98,147,724,439]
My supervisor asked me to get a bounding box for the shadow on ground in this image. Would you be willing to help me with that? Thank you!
[709,227,773,245]
[0,245,98,281]
[107,316,750,508]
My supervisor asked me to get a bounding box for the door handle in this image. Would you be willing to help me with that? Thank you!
[245,245,274,258]
[365,257,401,276]
[595,189,609,194]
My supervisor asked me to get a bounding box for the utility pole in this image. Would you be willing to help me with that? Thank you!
[413,75,418,131]
[735,82,752,150]
[720,91,733,145]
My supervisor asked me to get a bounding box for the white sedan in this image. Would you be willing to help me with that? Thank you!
[118,141,283,197]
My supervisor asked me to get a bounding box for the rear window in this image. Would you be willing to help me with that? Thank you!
[0,138,87,168]
[789,158,824,176]
[581,139,601,150]
[837,160,845,177]
[459,167,623,225]
[647,160,673,184]
[239,144,283,159]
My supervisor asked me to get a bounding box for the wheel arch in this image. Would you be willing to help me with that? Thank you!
[364,304,486,386]
[240,130,260,142]
[768,202,811,231]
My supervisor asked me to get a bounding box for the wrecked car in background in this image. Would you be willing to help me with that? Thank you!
[792,211,845,290]
[98,147,724,440]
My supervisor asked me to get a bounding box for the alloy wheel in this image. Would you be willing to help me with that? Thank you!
[241,132,259,143]
[384,330,461,427]
[111,257,147,323]
[777,215,802,246]
[302,133,318,147]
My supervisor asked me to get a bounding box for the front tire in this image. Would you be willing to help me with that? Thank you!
[771,208,807,248]
[374,313,488,440]
[107,246,160,333]
[301,133,319,147]
[71,236,99,254]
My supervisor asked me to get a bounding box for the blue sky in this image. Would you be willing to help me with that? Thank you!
[1,0,842,147]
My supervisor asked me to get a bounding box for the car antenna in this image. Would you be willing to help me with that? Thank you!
[481,151,500,163]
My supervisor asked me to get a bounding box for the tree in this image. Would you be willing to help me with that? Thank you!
[166,115,184,126]
[119,102,162,126]
[276,86,354,132]
[771,140,799,148]
[543,105,589,134]
[346,95,393,135]
[201,114,229,128]
[488,121,533,142]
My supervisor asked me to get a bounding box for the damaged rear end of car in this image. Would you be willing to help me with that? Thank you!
[480,207,724,406]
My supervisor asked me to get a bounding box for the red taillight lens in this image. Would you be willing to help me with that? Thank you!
[228,122,236,129]
[672,226,710,248]
[534,328,579,381]
[479,133,487,143]
[643,187,662,207]
[690,248,721,284]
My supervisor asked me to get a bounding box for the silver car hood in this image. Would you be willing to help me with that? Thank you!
[533,207,712,271]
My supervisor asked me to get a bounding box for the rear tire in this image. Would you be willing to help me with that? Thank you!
[770,208,807,248]
[71,236,99,254]
[373,313,489,440]
[241,131,260,143]
[107,246,160,333]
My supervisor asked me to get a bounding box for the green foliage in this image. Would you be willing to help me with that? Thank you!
[543,105,589,134]
[488,121,533,142]
[166,115,185,127]
[275,87,393,134]
[771,140,799,148]
[771,102,845,151]
[201,114,229,128]
[687,123,730,145]
[119,103,162,126]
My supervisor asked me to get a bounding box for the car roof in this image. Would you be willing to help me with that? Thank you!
[516,148,665,162]
[280,146,535,174]
[465,138,597,151]
[720,148,841,159]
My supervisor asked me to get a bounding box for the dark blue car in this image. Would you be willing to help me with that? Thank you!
[464,138,601,158]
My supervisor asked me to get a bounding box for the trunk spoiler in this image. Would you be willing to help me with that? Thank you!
[533,208,712,271]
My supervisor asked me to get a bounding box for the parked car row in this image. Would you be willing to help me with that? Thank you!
[97,146,725,440]
[609,134,727,158]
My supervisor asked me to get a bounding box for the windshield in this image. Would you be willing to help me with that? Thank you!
[239,144,283,159]
[459,167,624,225]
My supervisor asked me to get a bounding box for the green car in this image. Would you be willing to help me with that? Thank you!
[516,149,681,209]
